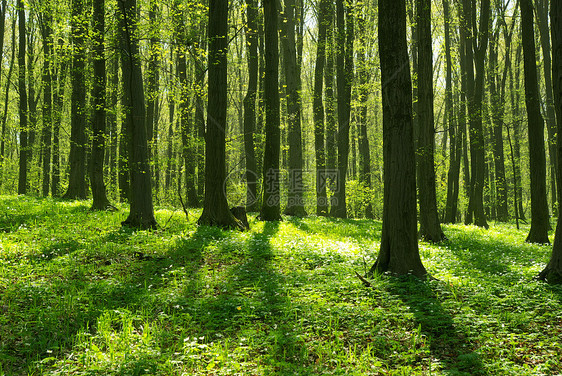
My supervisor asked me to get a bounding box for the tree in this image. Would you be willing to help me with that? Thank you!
[259,0,282,221]
[17,0,28,195]
[416,0,445,241]
[281,0,306,217]
[39,7,53,197]
[63,0,87,200]
[89,0,112,211]
[520,0,549,244]
[539,0,562,282]
[118,0,157,229]
[198,0,245,229]
[369,0,426,278]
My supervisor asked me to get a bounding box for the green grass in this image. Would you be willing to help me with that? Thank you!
[0,195,561,375]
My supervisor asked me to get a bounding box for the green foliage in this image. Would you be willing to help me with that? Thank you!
[0,196,561,375]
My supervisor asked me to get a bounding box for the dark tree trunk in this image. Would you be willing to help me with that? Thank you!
[330,0,354,219]
[259,0,282,221]
[63,0,87,199]
[369,0,426,278]
[51,42,67,198]
[244,0,259,211]
[281,0,306,217]
[513,44,526,220]
[90,0,112,211]
[198,0,244,229]
[324,3,337,210]
[165,48,175,193]
[521,0,550,244]
[539,0,562,282]
[118,0,157,229]
[40,12,53,197]
[313,0,330,216]
[146,0,160,199]
[107,38,119,195]
[0,17,15,179]
[17,0,28,195]
[416,0,445,241]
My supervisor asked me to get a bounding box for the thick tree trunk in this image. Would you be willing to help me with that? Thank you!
[416,0,445,241]
[259,0,282,221]
[146,0,160,199]
[521,0,550,244]
[51,42,67,198]
[17,0,28,195]
[313,0,330,216]
[324,3,337,210]
[198,0,245,229]
[281,0,306,217]
[90,0,112,211]
[63,0,87,199]
[369,0,426,278]
[118,0,157,229]
[539,0,562,282]
[330,0,354,219]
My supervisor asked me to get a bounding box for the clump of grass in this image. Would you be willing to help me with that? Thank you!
[0,196,561,375]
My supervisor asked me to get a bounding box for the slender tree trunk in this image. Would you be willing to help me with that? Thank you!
[146,0,160,199]
[198,0,245,229]
[313,0,330,216]
[107,38,119,196]
[63,0,87,199]
[90,0,112,211]
[521,0,550,244]
[281,0,306,217]
[325,3,337,209]
[40,12,53,197]
[118,0,157,229]
[244,0,259,211]
[513,43,526,220]
[17,0,28,195]
[331,0,354,219]
[51,42,67,198]
[416,0,445,241]
[369,0,426,278]
[539,0,562,283]
[259,0,282,221]
[1,18,16,184]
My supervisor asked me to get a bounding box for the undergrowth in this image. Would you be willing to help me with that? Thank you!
[0,195,561,375]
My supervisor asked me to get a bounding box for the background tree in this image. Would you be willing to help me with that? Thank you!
[17,0,27,195]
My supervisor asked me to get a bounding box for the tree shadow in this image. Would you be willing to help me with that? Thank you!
[386,276,487,375]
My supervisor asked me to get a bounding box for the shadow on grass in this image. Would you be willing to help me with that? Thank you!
[386,276,487,376]
[288,216,382,243]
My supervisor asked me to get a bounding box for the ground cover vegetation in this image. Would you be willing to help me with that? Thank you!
[0,196,561,375]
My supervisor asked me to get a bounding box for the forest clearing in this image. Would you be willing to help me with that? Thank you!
[0,196,561,375]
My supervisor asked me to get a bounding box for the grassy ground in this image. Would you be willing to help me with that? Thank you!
[0,195,561,375]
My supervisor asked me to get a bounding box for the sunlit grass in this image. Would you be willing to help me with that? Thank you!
[0,195,561,375]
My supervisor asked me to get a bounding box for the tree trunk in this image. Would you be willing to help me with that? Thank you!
[521,0,550,244]
[90,0,112,211]
[313,0,330,216]
[63,0,87,199]
[40,12,53,197]
[325,3,337,211]
[17,0,28,195]
[146,0,160,199]
[198,0,245,229]
[539,0,562,283]
[369,0,426,278]
[281,0,306,217]
[416,0,445,241]
[0,17,15,182]
[259,0,282,221]
[118,0,157,229]
[244,0,259,211]
[330,0,354,219]
[51,42,67,198]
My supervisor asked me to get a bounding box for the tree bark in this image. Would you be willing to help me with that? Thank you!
[198,0,245,229]
[146,0,160,199]
[369,0,426,278]
[521,0,550,244]
[118,0,157,229]
[40,11,53,197]
[416,0,445,241]
[259,0,282,221]
[17,0,28,195]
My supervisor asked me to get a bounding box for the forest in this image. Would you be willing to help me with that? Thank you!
[1,0,562,374]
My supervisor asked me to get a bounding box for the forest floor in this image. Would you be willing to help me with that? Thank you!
[0,195,561,375]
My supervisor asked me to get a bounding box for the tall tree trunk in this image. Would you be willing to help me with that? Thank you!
[146,0,160,199]
[369,0,426,278]
[513,43,526,220]
[538,0,562,283]
[313,0,330,216]
[118,0,157,229]
[107,38,119,196]
[281,0,306,217]
[259,0,282,221]
[63,0,87,199]
[40,12,53,197]
[90,0,112,210]
[330,0,354,219]
[325,3,337,210]
[17,0,28,195]
[1,17,15,186]
[198,0,244,229]
[416,0,445,241]
[244,0,259,211]
[521,0,550,244]
[51,41,67,198]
